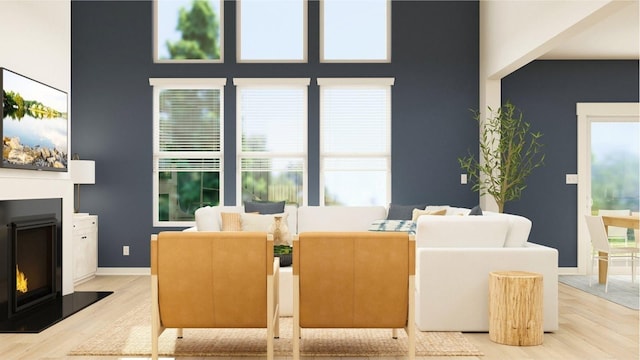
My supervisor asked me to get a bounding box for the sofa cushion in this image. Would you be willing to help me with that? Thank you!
[415,215,509,248]
[386,203,427,220]
[242,212,291,245]
[411,208,446,221]
[244,201,286,214]
[297,206,388,232]
[484,212,532,247]
[195,206,244,231]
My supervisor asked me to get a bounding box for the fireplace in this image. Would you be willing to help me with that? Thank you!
[11,216,58,316]
[0,198,111,333]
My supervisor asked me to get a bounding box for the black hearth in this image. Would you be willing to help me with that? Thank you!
[0,198,111,333]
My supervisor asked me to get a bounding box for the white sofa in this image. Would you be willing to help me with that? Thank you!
[414,208,558,332]
[186,204,558,331]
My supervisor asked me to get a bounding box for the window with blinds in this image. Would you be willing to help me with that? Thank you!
[318,78,394,206]
[150,78,226,226]
[234,78,309,205]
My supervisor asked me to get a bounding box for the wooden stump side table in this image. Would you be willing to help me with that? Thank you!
[489,271,543,346]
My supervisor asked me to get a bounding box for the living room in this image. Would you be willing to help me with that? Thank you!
[0,0,638,359]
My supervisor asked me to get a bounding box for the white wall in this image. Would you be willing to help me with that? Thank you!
[0,0,74,295]
[480,0,626,79]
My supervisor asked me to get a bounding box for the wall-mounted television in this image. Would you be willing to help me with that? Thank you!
[1,67,68,172]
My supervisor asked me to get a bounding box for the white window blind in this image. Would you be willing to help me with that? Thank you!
[234,78,309,205]
[150,78,226,226]
[319,78,393,206]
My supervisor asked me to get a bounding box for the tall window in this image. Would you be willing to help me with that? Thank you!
[235,78,309,205]
[154,0,224,63]
[319,78,394,206]
[237,0,307,62]
[321,0,390,62]
[150,78,226,226]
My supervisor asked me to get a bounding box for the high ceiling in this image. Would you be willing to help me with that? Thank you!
[540,0,639,60]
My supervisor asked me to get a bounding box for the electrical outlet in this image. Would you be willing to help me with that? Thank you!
[460,174,468,184]
[123,246,129,256]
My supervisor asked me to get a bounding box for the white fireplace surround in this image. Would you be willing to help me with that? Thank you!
[0,174,75,295]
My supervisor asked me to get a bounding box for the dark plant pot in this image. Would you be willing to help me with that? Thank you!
[277,253,292,267]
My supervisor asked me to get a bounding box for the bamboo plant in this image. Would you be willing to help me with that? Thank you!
[459,101,545,213]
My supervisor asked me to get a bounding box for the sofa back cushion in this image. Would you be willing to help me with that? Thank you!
[484,212,532,247]
[194,205,297,233]
[195,206,243,231]
[297,206,387,233]
[416,215,509,248]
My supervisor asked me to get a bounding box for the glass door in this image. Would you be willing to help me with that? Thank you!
[577,103,639,274]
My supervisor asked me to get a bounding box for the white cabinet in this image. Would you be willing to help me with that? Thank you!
[73,214,98,285]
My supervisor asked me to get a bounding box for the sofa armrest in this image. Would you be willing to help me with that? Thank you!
[415,244,558,332]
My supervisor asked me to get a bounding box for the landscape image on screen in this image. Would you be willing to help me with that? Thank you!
[2,68,68,171]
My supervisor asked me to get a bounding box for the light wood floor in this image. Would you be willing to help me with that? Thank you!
[0,275,637,360]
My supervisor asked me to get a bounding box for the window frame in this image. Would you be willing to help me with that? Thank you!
[153,0,225,63]
[234,78,310,206]
[149,78,227,227]
[318,77,394,206]
[320,0,391,63]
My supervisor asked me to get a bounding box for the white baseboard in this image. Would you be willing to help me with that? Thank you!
[96,267,150,276]
[559,267,580,275]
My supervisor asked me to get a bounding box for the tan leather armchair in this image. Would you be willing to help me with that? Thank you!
[292,232,415,359]
[150,231,280,360]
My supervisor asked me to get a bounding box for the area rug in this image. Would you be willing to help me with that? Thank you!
[69,302,482,357]
[559,275,639,310]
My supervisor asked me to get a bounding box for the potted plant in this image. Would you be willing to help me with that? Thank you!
[458,101,545,213]
[274,244,292,267]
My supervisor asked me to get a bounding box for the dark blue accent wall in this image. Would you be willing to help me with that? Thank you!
[71,0,480,267]
[502,60,639,267]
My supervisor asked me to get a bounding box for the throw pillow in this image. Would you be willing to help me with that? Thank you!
[244,201,286,214]
[220,212,242,231]
[369,219,416,235]
[386,203,428,220]
[469,205,483,216]
[411,208,447,222]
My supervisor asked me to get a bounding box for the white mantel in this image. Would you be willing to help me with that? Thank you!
[0,174,75,295]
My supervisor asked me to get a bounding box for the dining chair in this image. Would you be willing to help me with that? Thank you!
[584,215,639,292]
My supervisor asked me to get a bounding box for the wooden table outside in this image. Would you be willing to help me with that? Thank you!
[598,215,640,284]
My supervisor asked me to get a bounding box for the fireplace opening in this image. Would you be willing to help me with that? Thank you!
[10,216,57,317]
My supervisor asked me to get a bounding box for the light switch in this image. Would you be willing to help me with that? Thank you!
[461,174,468,184]
[566,174,578,184]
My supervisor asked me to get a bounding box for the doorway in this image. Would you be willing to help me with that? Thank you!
[577,103,639,274]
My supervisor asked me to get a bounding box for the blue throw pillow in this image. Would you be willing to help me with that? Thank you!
[469,205,483,216]
[387,203,428,220]
[244,201,286,214]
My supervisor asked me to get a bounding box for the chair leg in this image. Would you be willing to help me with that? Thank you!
[589,254,594,287]
[604,255,609,293]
